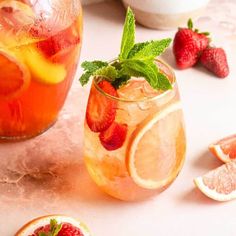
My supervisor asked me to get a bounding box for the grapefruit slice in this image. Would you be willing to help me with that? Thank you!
[209,134,236,163]
[127,102,186,189]
[15,215,90,236]
[194,160,236,201]
[0,50,30,100]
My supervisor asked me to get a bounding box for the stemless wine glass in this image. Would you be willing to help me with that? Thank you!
[0,0,82,140]
[84,59,186,201]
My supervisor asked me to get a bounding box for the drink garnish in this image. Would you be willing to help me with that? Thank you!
[79,7,172,91]
[38,219,62,236]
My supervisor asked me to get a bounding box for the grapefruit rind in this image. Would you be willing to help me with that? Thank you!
[194,177,236,202]
[127,101,183,190]
[15,215,91,236]
[209,144,231,163]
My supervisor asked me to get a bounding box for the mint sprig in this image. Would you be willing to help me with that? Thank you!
[38,219,62,236]
[119,7,135,60]
[79,7,172,91]
[80,61,108,86]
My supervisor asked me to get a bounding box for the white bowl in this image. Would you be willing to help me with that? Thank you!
[122,0,210,30]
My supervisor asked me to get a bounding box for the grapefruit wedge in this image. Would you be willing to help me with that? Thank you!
[0,50,30,100]
[15,215,90,236]
[194,160,236,201]
[209,134,236,163]
[127,101,186,189]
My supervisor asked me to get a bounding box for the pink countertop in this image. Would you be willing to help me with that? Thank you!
[1,0,236,235]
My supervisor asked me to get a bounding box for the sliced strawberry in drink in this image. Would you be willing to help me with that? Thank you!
[0,50,30,100]
[35,26,80,58]
[99,122,128,151]
[86,80,118,132]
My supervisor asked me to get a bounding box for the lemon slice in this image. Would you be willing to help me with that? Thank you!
[22,47,67,84]
[127,101,186,189]
[15,215,91,236]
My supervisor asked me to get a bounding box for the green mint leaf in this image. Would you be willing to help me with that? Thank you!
[80,71,92,86]
[81,61,108,72]
[39,233,47,236]
[127,41,150,58]
[48,219,62,236]
[112,74,130,89]
[122,59,161,89]
[50,219,57,230]
[188,18,193,29]
[52,223,62,236]
[94,65,118,81]
[131,39,172,60]
[119,7,135,60]
[156,72,172,90]
[80,61,108,86]
[121,59,171,91]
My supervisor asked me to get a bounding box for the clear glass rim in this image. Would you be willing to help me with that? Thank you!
[93,58,176,103]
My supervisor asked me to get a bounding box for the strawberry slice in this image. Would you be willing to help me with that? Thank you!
[99,122,128,151]
[35,26,80,58]
[86,80,118,132]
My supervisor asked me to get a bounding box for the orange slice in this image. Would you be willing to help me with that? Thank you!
[0,50,30,100]
[15,215,91,236]
[209,134,236,163]
[127,102,186,189]
[194,160,236,201]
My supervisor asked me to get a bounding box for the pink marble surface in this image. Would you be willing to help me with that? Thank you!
[1,0,236,235]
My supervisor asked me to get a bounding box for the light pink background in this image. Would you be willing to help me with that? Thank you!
[1,0,236,235]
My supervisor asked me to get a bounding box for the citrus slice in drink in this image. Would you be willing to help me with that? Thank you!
[21,47,67,84]
[15,215,91,236]
[0,50,30,100]
[209,134,236,163]
[127,102,186,189]
[194,161,236,201]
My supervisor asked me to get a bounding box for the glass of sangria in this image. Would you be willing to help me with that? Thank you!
[84,60,186,201]
[0,0,82,140]
[81,8,186,201]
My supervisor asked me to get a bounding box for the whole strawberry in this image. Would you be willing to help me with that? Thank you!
[200,47,229,78]
[173,19,209,69]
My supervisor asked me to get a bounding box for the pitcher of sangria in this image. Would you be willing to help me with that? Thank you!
[0,0,82,140]
[81,8,186,201]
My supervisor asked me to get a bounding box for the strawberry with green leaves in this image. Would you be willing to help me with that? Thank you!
[173,19,210,69]
[79,8,172,151]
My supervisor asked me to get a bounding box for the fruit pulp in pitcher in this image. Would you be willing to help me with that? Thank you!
[0,1,82,139]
